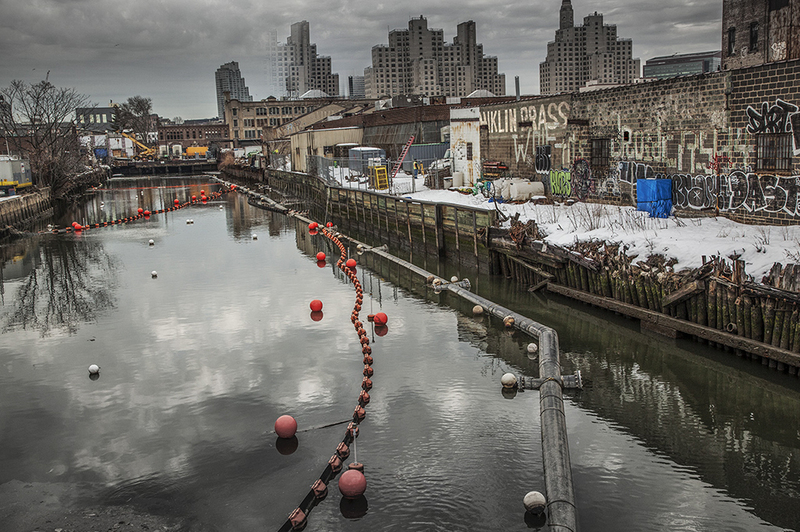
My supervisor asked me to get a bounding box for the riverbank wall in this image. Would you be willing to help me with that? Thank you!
[0,188,53,238]
[220,165,800,374]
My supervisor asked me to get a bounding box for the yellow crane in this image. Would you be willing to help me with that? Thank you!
[120,131,157,160]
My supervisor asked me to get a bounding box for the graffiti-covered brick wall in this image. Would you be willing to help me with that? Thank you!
[478,95,572,187]
[476,57,800,225]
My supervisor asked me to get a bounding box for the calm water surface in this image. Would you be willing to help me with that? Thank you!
[0,176,798,531]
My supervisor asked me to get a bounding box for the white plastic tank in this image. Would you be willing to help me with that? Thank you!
[509,181,545,201]
[452,171,464,188]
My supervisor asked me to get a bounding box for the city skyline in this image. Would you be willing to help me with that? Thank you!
[0,0,722,119]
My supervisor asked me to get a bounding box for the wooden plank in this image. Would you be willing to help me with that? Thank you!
[662,280,706,308]
[547,282,800,367]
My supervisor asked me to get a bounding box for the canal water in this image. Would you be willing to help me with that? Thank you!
[0,176,798,532]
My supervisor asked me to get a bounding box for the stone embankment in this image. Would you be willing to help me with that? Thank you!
[0,188,53,239]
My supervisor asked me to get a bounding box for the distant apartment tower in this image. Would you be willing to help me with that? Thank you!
[539,0,640,94]
[364,16,505,99]
[348,76,366,99]
[215,62,253,119]
[643,51,721,79]
[266,21,340,98]
[722,0,799,70]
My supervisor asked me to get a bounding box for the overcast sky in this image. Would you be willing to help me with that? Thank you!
[0,0,722,120]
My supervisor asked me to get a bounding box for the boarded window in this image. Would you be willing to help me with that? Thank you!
[590,138,610,169]
[749,22,759,52]
[727,28,736,56]
[466,142,473,161]
[756,133,792,172]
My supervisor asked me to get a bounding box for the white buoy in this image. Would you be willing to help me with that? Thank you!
[523,491,546,514]
[88,364,100,375]
[219,205,224,210]
[432,278,442,287]
[527,343,538,354]
[151,271,158,278]
[501,372,517,388]
[450,276,459,283]
[148,239,155,246]
[472,305,484,315]
[503,316,515,328]
[252,234,257,240]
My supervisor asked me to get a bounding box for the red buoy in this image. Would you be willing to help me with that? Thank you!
[338,469,367,499]
[174,199,180,205]
[310,299,323,312]
[138,208,144,214]
[346,258,357,268]
[326,222,333,227]
[374,312,388,326]
[309,222,318,230]
[192,195,196,201]
[144,210,151,216]
[316,251,326,261]
[274,415,298,438]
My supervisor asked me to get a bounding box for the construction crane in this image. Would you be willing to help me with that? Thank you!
[120,131,157,160]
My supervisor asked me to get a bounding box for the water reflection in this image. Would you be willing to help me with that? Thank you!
[1,236,118,335]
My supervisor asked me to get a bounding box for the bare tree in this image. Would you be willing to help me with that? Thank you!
[113,96,154,142]
[0,79,93,195]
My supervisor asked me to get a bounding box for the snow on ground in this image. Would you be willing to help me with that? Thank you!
[328,171,800,280]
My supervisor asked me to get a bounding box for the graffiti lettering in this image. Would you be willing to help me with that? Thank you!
[671,171,800,216]
[618,161,654,184]
[535,145,552,173]
[571,159,593,200]
[671,174,718,210]
[745,98,799,134]
[549,170,571,196]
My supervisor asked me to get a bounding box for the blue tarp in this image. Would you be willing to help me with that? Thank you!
[636,178,672,218]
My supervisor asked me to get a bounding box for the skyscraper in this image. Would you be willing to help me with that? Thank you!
[539,0,640,94]
[348,76,366,99]
[364,16,505,99]
[266,21,340,98]
[215,62,253,119]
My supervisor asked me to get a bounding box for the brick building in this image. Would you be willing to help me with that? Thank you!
[364,16,505,99]
[540,0,640,94]
[157,123,231,154]
[470,56,800,225]
[722,0,800,70]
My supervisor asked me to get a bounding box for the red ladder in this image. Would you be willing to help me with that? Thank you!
[390,135,415,179]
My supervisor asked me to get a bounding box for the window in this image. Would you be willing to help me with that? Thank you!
[590,138,610,169]
[756,134,792,172]
[749,22,759,52]
[727,28,736,56]
[466,142,473,161]
[232,108,238,116]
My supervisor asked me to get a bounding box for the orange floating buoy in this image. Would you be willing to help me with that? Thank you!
[358,390,370,405]
[362,355,373,365]
[316,251,326,261]
[363,365,373,377]
[312,479,328,499]
[274,415,297,438]
[336,442,350,460]
[308,222,318,230]
[361,377,372,391]
[138,208,143,214]
[288,508,306,530]
[310,299,323,312]
[373,312,388,326]
[192,195,196,201]
[328,454,343,474]
[359,337,369,346]
[353,405,366,422]
[144,210,151,216]
[346,258,357,268]
[338,469,367,499]
[174,199,180,205]
[362,345,371,355]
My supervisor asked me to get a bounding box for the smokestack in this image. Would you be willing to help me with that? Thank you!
[515,76,520,101]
